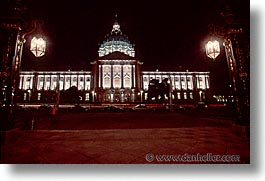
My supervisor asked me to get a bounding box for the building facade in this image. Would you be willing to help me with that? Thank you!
[18,20,210,104]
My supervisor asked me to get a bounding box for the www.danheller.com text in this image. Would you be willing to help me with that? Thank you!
[145,153,240,163]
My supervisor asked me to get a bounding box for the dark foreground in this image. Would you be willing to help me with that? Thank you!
[0,110,250,164]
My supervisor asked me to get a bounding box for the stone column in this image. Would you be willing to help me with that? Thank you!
[49,74,52,90]
[70,74,72,88]
[111,64,113,88]
[131,64,134,88]
[100,65,103,88]
[43,74,46,90]
[63,74,65,90]
[77,74,79,90]
[121,64,124,88]
[20,76,24,90]
[33,72,38,91]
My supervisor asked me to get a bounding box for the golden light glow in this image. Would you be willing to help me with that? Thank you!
[30,37,46,57]
[205,40,220,59]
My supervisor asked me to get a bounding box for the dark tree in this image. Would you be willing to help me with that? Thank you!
[147,79,159,102]
[159,78,170,101]
[62,86,79,104]
[147,78,169,102]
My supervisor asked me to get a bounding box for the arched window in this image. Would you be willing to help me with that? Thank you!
[104,76,111,88]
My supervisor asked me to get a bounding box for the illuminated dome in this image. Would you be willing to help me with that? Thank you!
[98,19,135,57]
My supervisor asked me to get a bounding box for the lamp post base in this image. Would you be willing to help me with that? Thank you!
[51,106,58,115]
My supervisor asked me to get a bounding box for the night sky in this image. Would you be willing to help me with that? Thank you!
[21,0,249,93]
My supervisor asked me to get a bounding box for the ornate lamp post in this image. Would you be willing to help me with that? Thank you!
[0,19,46,129]
[12,22,47,110]
[205,34,240,114]
[205,6,249,124]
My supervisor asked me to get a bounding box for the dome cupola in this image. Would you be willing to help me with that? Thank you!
[98,16,135,57]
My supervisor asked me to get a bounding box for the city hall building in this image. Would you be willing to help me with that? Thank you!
[19,20,210,104]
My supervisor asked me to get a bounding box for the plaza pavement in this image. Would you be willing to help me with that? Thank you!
[0,116,249,164]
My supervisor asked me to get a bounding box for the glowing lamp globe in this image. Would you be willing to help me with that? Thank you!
[205,40,220,60]
[30,37,46,57]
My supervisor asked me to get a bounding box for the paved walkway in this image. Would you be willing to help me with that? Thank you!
[0,125,249,164]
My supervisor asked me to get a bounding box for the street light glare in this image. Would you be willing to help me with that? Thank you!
[30,37,46,57]
[205,40,220,60]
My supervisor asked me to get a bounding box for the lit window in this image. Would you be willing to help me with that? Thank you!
[190,92,193,99]
[65,78,70,89]
[124,77,131,88]
[184,92,187,99]
[37,93,41,101]
[198,77,205,89]
[175,77,180,90]
[38,77,44,90]
[23,93,27,100]
[143,77,149,90]
[181,77,186,90]
[26,77,31,89]
[145,93,148,100]
[114,77,121,88]
[45,78,51,90]
[123,65,131,88]
[206,77,210,89]
[85,77,90,90]
[103,65,111,88]
[104,77,111,88]
[59,77,64,90]
[177,92,181,99]
[85,93,89,101]
[113,65,121,88]
[187,77,193,90]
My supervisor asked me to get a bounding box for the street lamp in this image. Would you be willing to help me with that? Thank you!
[204,30,241,114]
[1,20,47,130]
[204,9,249,123]
[12,22,47,107]
[30,36,46,57]
[205,39,220,60]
